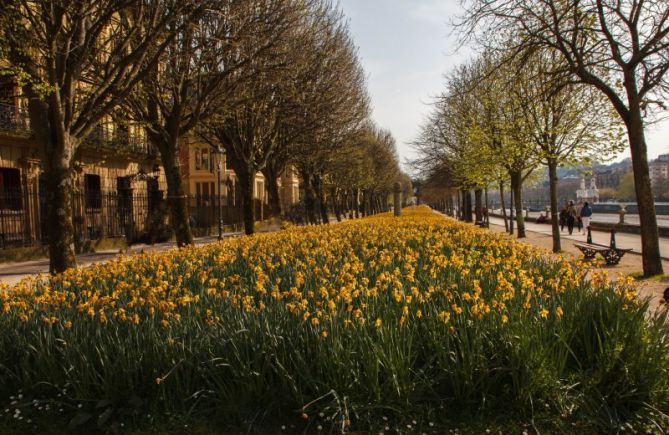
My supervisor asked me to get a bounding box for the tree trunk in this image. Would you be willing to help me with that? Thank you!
[456,190,462,220]
[160,143,194,246]
[463,190,473,223]
[261,165,282,219]
[332,187,342,222]
[474,189,483,222]
[626,99,663,276]
[548,159,561,252]
[28,99,77,274]
[499,181,508,232]
[484,187,490,226]
[360,190,367,217]
[314,175,329,224]
[45,154,77,273]
[303,172,318,224]
[510,171,525,238]
[239,169,255,235]
[353,188,360,219]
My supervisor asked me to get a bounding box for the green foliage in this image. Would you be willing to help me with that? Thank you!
[616,171,636,201]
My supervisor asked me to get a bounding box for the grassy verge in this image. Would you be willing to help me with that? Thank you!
[1,207,668,433]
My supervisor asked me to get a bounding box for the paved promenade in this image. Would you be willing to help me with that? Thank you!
[488,216,669,259]
[0,233,242,287]
[491,208,669,228]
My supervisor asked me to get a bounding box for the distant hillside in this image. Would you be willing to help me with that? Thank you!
[556,158,632,179]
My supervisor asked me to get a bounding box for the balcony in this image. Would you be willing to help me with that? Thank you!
[83,124,158,158]
[0,102,31,135]
[0,103,157,158]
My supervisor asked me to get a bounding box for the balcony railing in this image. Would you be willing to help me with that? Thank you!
[84,124,158,157]
[0,102,157,157]
[0,102,31,134]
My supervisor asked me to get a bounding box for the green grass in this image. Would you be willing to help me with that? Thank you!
[628,271,669,282]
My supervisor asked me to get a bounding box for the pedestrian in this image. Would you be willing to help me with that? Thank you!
[566,201,576,235]
[575,201,583,232]
[559,205,568,232]
[580,201,593,235]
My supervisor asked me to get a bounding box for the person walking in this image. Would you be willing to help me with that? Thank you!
[580,202,593,235]
[559,205,568,232]
[566,201,576,235]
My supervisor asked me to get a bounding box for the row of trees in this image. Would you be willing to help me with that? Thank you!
[0,0,404,273]
[414,0,668,277]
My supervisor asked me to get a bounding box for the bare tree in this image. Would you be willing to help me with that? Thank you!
[203,1,369,233]
[126,0,299,245]
[0,0,199,272]
[460,0,669,274]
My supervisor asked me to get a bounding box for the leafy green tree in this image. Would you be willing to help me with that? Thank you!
[512,49,625,251]
[616,171,636,201]
[460,0,669,275]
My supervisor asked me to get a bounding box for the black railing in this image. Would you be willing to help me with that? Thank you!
[0,191,258,249]
[0,103,157,157]
[0,103,30,134]
[83,124,158,157]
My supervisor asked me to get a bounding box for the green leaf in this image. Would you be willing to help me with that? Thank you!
[68,412,92,430]
[97,407,114,428]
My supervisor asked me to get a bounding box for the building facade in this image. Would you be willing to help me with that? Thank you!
[180,139,300,227]
[0,73,301,251]
[649,154,669,187]
[0,76,168,249]
[593,168,625,188]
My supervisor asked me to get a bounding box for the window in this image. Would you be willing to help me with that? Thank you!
[195,149,202,170]
[256,180,264,199]
[84,174,102,209]
[0,167,21,210]
[201,148,210,172]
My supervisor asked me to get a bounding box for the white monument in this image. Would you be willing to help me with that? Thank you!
[576,176,599,203]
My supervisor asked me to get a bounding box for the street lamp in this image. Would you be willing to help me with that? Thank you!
[211,146,225,240]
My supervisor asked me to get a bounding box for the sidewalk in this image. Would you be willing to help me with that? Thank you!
[0,232,242,287]
[0,217,338,287]
[488,216,669,259]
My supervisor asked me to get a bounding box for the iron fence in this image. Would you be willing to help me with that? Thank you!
[0,191,251,249]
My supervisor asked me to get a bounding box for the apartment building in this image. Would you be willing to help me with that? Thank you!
[0,72,301,251]
[180,139,300,227]
[0,76,168,249]
[649,154,669,187]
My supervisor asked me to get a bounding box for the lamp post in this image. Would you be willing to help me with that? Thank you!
[212,146,225,240]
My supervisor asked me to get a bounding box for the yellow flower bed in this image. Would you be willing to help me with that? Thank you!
[0,207,636,329]
[0,206,665,432]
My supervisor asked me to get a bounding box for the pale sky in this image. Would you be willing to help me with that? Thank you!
[339,0,669,171]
